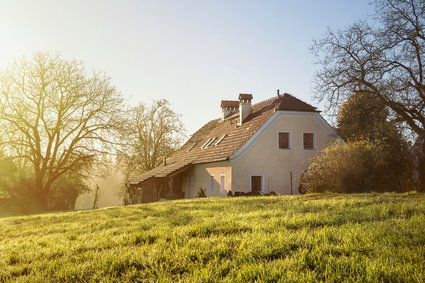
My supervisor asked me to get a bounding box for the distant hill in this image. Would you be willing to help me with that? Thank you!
[1,193,425,282]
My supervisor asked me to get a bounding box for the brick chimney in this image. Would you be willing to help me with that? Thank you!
[220,100,239,120]
[239,93,253,124]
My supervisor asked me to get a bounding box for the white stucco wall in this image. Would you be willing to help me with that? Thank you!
[183,161,232,198]
[230,111,338,195]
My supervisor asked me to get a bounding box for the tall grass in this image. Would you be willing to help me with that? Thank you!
[1,193,424,282]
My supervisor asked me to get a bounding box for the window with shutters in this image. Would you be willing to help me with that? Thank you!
[303,133,314,149]
[278,132,291,149]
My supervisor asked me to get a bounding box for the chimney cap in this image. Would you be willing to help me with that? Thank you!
[239,93,253,101]
[221,100,239,108]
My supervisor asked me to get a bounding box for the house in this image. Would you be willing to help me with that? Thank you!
[127,92,340,203]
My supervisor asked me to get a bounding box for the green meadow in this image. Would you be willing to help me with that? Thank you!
[1,193,424,282]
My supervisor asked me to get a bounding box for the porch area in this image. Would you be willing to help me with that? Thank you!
[127,160,193,204]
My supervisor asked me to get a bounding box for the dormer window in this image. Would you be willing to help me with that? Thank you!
[215,135,227,146]
[201,139,211,149]
[186,143,197,152]
[206,138,216,147]
[201,138,216,149]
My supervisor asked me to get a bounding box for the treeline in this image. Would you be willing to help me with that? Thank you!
[1,0,424,213]
[0,53,185,214]
[302,0,424,193]
[300,93,413,194]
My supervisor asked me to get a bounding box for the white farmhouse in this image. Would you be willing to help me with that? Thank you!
[127,92,340,203]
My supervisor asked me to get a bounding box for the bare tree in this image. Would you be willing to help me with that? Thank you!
[312,0,425,191]
[123,99,186,178]
[0,52,125,209]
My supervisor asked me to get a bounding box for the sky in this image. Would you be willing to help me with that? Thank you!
[0,0,375,135]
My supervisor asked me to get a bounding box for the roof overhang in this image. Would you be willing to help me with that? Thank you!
[127,161,194,187]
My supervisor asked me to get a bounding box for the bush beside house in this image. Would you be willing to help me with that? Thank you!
[300,139,411,194]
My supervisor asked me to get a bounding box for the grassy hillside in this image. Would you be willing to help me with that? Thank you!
[1,193,425,282]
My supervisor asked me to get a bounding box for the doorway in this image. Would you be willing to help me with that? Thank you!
[251,175,263,193]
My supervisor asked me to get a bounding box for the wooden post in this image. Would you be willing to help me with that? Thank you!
[290,171,293,195]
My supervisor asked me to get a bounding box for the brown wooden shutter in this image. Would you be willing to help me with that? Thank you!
[304,133,314,149]
[279,132,289,149]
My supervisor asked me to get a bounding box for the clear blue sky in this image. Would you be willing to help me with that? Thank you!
[0,0,374,134]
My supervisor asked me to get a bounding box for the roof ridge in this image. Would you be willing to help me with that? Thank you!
[276,93,318,112]
[282,93,317,109]
[252,95,280,108]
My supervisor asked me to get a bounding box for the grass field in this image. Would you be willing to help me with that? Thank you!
[1,193,425,282]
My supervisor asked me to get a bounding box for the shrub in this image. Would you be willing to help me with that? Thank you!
[197,188,206,198]
[300,139,410,193]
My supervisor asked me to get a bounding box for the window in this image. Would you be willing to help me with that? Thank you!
[251,175,263,193]
[201,139,212,149]
[210,175,214,192]
[220,175,225,193]
[303,133,314,149]
[278,132,290,149]
[205,138,216,148]
[215,135,227,146]
[201,138,216,149]
[186,143,196,152]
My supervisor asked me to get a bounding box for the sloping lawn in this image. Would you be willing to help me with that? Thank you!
[1,193,424,282]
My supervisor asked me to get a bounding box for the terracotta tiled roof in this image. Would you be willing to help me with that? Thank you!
[277,94,318,112]
[128,159,194,185]
[128,93,318,185]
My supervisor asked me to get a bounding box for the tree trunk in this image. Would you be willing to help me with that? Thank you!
[34,173,49,211]
[418,141,425,193]
[31,188,49,212]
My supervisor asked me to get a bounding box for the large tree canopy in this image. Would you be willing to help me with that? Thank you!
[0,53,125,209]
[313,0,424,135]
[336,92,410,190]
[337,92,400,141]
[312,0,425,190]
[122,99,186,178]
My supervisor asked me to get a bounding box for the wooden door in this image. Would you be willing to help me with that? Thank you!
[251,176,262,193]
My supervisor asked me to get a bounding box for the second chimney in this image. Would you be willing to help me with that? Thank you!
[239,93,253,125]
[220,100,239,120]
